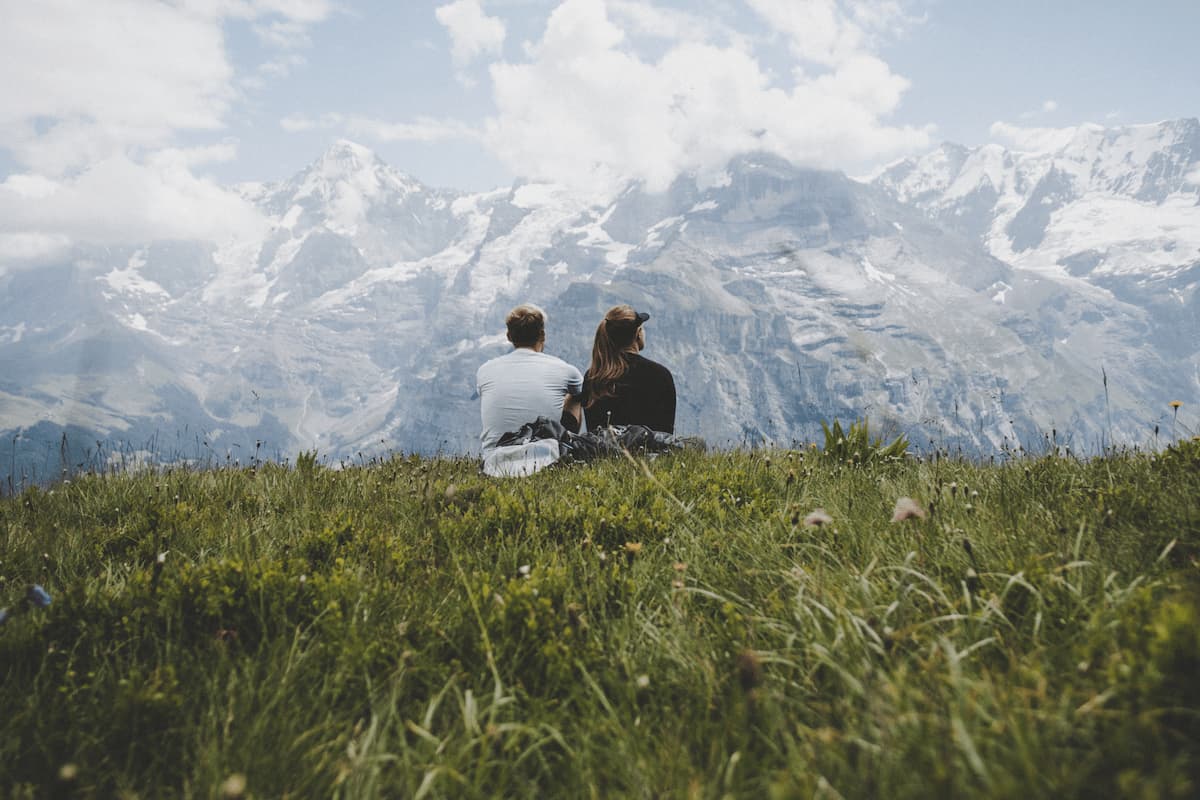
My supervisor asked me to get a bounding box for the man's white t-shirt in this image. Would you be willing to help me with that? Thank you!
[477,348,583,453]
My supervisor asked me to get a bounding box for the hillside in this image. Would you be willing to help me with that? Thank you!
[2,444,1199,797]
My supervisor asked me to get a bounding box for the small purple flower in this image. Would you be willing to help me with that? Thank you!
[26,584,52,608]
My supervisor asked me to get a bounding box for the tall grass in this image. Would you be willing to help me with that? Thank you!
[2,443,1198,797]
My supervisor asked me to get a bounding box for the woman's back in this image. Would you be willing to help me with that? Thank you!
[584,353,675,433]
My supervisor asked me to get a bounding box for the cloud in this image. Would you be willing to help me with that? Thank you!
[0,233,73,267]
[482,0,929,195]
[0,0,331,255]
[0,155,267,268]
[436,0,507,68]
[1042,99,1058,112]
[606,0,740,44]
[989,121,1080,152]
[1185,165,1200,186]
[281,113,480,143]
[746,0,915,67]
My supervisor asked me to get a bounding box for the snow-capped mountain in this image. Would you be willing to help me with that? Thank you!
[874,118,1199,417]
[2,124,1197,474]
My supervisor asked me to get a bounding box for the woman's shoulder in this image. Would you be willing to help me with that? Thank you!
[630,353,673,379]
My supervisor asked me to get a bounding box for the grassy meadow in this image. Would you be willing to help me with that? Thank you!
[2,440,1199,798]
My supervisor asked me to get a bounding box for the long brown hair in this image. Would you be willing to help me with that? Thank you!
[585,305,641,407]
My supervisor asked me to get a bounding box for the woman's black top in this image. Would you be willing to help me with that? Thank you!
[581,353,676,434]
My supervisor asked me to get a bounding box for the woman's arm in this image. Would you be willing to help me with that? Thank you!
[561,393,582,433]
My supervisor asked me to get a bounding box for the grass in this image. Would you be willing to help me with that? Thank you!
[1,441,1199,798]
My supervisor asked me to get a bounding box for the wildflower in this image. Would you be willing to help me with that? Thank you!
[636,674,650,689]
[1169,400,1183,409]
[672,579,685,589]
[673,562,688,572]
[624,542,643,555]
[58,763,79,782]
[220,773,248,799]
[598,551,607,562]
[803,508,833,527]
[891,497,926,522]
[518,564,531,577]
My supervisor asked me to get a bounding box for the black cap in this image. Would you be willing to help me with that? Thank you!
[606,311,650,344]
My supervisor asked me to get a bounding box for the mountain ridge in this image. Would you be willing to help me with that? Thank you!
[1,120,1197,474]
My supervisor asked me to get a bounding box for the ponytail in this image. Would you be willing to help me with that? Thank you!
[585,305,639,408]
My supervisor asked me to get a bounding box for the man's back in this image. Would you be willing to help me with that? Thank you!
[477,349,583,452]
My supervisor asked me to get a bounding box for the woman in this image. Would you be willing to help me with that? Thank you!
[569,305,676,434]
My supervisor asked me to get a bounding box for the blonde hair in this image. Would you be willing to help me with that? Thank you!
[585,305,640,408]
[505,303,546,347]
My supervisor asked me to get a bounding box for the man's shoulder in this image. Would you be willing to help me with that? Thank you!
[527,351,582,381]
[478,351,513,375]
[479,349,581,380]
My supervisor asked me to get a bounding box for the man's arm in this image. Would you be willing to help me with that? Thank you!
[560,364,585,433]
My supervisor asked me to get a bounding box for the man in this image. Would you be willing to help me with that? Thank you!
[476,303,582,475]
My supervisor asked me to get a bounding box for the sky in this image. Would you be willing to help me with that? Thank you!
[1,0,1198,265]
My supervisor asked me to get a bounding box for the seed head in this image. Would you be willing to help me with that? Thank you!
[803,508,833,528]
[736,650,763,691]
[891,497,926,522]
[220,773,247,799]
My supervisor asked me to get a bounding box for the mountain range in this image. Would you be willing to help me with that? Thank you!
[2,119,1197,476]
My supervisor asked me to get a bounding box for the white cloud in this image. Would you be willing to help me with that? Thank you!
[989,121,1079,153]
[482,0,929,195]
[1042,99,1058,112]
[281,113,479,143]
[0,0,234,174]
[606,0,739,44]
[436,0,507,68]
[0,157,267,248]
[0,0,331,253]
[746,0,913,67]
[0,233,73,267]
[1185,165,1200,186]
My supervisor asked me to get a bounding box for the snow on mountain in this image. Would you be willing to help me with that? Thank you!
[875,118,1200,278]
[874,118,1199,416]
[2,125,1197,475]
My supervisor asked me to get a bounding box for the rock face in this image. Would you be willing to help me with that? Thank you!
[2,123,1198,473]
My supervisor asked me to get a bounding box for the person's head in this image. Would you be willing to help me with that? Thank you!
[586,305,650,406]
[506,303,546,351]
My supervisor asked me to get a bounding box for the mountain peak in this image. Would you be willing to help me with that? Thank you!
[315,139,382,169]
